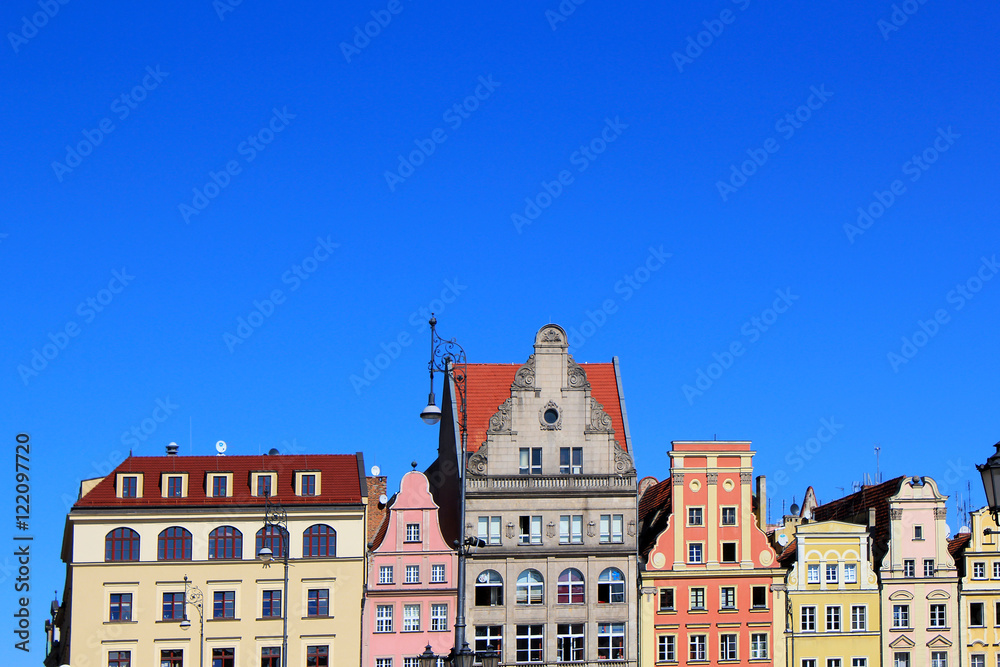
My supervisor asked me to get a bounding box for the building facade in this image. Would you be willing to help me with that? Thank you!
[53,450,368,667]
[363,469,457,667]
[455,324,639,665]
[952,507,1000,667]
[638,440,785,667]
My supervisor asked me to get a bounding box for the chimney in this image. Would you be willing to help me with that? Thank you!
[166,442,179,456]
[755,475,766,530]
[366,475,388,546]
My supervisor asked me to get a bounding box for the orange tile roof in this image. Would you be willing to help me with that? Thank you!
[949,532,972,557]
[460,361,626,453]
[778,538,797,564]
[637,476,672,556]
[74,454,364,508]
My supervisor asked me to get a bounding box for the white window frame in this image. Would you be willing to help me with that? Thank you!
[750,633,768,659]
[719,633,737,661]
[559,515,583,544]
[892,604,909,628]
[375,605,393,633]
[826,605,841,631]
[801,605,816,631]
[431,563,446,583]
[405,564,420,584]
[378,565,393,584]
[478,516,501,546]
[826,564,838,583]
[808,564,820,583]
[405,523,421,542]
[851,605,866,631]
[430,603,447,631]
[689,635,706,661]
[844,564,857,583]
[688,542,703,564]
[403,604,420,632]
[600,514,624,544]
[658,635,676,662]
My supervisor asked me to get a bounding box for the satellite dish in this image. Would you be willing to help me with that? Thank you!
[371,466,381,476]
[944,524,951,536]
[379,494,388,504]
[777,534,789,547]
[216,440,227,454]
[960,525,970,534]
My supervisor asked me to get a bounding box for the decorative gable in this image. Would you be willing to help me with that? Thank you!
[889,635,915,649]
[926,635,953,648]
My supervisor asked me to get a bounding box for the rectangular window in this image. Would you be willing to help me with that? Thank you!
[893,653,910,667]
[750,633,768,659]
[431,564,446,583]
[808,564,820,583]
[261,647,281,667]
[826,605,841,631]
[721,542,737,563]
[994,562,1000,579]
[556,623,585,663]
[305,646,327,667]
[752,585,767,609]
[163,592,184,620]
[903,559,915,577]
[559,447,582,474]
[431,603,447,631]
[597,623,625,661]
[307,589,329,617]
[690,588,705,610]
[516,624,543,663]
[914,525,923,540]
[720,634,737,661]
[262,590,281,618]
[893,604,909,628]
[803,661,817,667]
[969,657,985,667]
[600,514,624,544]
[828,660,842,667]
[379,565,394,584]
[929,603,946,627]
[474,626,502,662]
[109,593,132,621]
[519,447,542,475]
[658,635,676,662]
[212,475,227,498]
[518,515,542,545]
[721,587,736,609]
[659,588,675,611]
[160,649,183,667]
[930,651,946,667]
[688,507,703,525]
[688,543,703,564]
[405,564,420,583]
[257,475,271,497]
[826,564,839,583]
[375,605,393,632]
[403,604,420,632]
[971,602,985,627]
[689,635,706,661]
[375,660,392,667]
[213,590,235,619]
[722,506,737,525]
[852,660,867,667]
[801,606,817,631]
[167,476,183,497]
[212,648,235,667]
[301,474,316,496]
[122,476,137,498]
[974,562,987,579]
[560,514,583,544]
[478,516,501,545]
[996,602,1000,626]
[108,651,131,667]
[844,564,857,583]
[405,523,421,542]
[851,605,866,631]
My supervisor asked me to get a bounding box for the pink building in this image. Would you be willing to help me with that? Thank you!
[363,470,457,667]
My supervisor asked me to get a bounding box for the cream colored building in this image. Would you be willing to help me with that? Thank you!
[952,507,1000,667]
[52,449,368,667]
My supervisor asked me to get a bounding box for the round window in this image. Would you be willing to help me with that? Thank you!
[543,408,559,424]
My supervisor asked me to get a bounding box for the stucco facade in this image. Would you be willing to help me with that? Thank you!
[953,508,1000,667]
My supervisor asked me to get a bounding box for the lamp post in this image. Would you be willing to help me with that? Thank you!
[258,494,289,667]
[977,441,1000,534]
[179,575,205,667]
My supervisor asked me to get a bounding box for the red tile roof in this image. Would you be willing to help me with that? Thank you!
[461,361,626,453]
[637,477,672,556]
[778,538,797,564]
[74,454,364,508]
[948,532,972,557]
[812,476,905,567]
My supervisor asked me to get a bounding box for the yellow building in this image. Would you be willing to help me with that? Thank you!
[953,507,1000,667]
[780,520,881,667]
[51,448,368,667]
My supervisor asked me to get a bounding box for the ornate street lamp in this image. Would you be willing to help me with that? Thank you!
[479,649,500,667]
[258,494,290,667]
[179,575,204,667]
[978,441,1000,533]
[418,644,438,667]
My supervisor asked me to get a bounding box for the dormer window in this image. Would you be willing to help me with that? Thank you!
[116,473,143,499]
[207,473,233,498]
[295,471,321,497]
[167,477,183,497]
[213,476,227,497]
[160,473,188,498]
[252,472,276,497]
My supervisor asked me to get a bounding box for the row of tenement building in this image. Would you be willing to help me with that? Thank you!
[46,324,1000,667]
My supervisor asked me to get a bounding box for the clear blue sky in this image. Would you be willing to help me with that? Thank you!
[3,0,999,659]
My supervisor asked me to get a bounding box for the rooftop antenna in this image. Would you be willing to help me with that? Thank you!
[189,417,193,454]
[874,444,881,484]
[836,486,845,496]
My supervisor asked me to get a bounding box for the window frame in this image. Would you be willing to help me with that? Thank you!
[208,526,243,560]
[597,567,625,604]
[213,590,236,620]
[801,605,817,631]
[375,604,393,633]
[302,524,336,558]
[157,526,192,561]
[307,588,329,617]
[109,592,132,622]
[105,527,141,562]
[518,447,542,475]
[597,622,626,661]
[559,447,583,475]
[556,568,585,605]
[262,589,281,618]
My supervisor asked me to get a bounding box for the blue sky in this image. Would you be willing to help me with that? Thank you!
[3,0,999,659]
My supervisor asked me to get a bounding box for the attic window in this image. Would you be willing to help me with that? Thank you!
[116,473,143,498]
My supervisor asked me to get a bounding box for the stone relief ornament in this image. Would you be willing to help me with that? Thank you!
[566,354,591,389]
[672,471,685,484]
[934,507,948,519]
[512,354,536,390]
[707,473,718,485]
[740,472,752,484]
[539,401,562,430]
[890,509,903,520]
[586,398,615,433]
[541,327,563,343]
[467,444,488,477]
[614,441,635,474]
[488,398,513,434]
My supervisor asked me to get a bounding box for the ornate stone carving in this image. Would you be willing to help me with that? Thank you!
[672,471,685,484]
[538,400,562,430]
[614,441,635,474]
[467,444,488,477]
[707,473,718,485]
[566,354,591,390]
[934,507,948,519]
[890,508,903,520]
[488,398,513,434]
[586,398,615,434]
[511,354,536,390]
[541,327,563,343]
[740,472,752,484]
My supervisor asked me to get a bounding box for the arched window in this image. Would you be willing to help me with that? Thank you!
[302,524,336,557]
[558,568,585,604]
[157,527,192,561]
[475,570,503,606]
[516,569,544,605]
[105,528,140,562]
[598,567,625,603]
[257,525,287,559]
[208,526,243,560]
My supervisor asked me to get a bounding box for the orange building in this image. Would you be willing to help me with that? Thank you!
[638,441,786,667]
